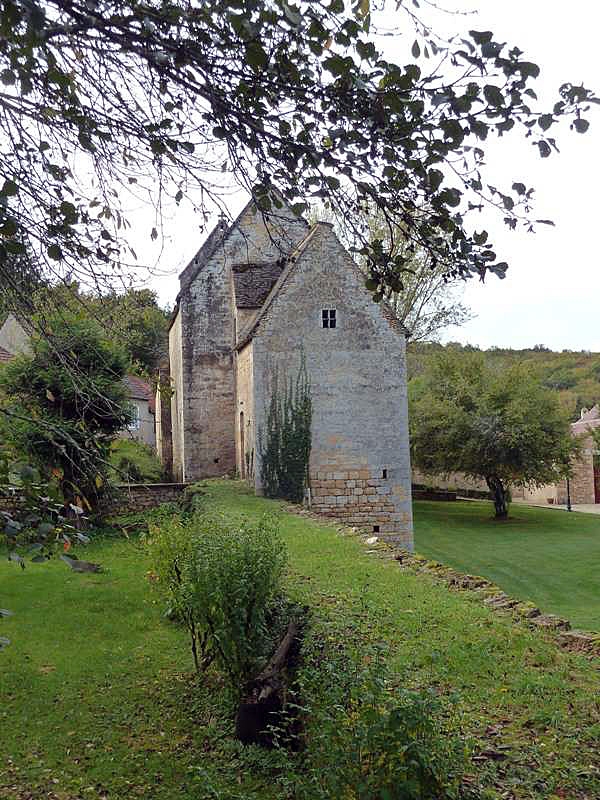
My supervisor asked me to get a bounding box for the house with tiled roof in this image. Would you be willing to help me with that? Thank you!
[0,313,155,449]
[159,197,414,549]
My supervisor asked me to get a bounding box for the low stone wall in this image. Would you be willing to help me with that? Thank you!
[104,483,187,515]
[411,487,457,501]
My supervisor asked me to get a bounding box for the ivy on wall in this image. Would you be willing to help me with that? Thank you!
[260,356,312,503]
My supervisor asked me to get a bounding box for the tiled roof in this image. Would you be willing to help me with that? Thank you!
[123,374,152,401]
[0,345,13,363]
[232,261,285,309]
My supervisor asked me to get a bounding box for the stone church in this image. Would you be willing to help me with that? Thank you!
[156,198,413,548]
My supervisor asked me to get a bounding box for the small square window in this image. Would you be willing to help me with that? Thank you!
[322,309,336,329]
[373,525,380,533]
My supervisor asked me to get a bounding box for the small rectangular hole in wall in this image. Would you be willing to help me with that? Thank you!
[382,469,387,479]
[322,309,337,328]
[373,525,380,533]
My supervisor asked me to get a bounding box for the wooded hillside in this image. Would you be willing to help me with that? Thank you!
[408,342,600,421]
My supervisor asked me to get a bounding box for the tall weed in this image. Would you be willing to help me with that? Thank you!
[146,512,287,690]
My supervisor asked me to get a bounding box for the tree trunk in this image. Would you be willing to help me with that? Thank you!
[486,476,508,519]
[235,620,299,746]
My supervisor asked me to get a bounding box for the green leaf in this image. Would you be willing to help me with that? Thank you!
[47,243,62,260]
[483,84,504,108]
[0,69,15,85]
[428,169,444,192]
[469,30,493,46]
[324,55,350,77]
[573,118,589,134]
[538,114,553,131]
[37,522,54,537]
[512,182,526,195]
[246,40,269,70]
[1,179,18,197]
[537,141,551,158]
[518,61,540,79]
[0,217,18,236]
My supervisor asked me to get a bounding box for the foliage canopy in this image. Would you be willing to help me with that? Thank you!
[409,352,577,517]
[0,0,596,305]
[0,311,133,508]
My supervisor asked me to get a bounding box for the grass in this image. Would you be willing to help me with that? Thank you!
[413,499,600,630]
[1,481,599,799]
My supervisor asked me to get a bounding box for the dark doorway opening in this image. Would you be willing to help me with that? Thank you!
[240,412,245,479]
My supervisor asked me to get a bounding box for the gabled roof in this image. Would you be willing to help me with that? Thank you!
[232,261,285,309]
[235,222,409,349]
[177,192,309,300]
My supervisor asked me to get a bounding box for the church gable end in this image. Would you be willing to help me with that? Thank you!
[247,222,413,548]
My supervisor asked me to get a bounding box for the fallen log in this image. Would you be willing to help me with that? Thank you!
[235,620,299,746]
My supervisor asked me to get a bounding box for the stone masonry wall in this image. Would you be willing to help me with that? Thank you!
[174,202,308,482]
[556,434,596,504]
[169,310,185,481]
[235,341,255,479]
[102,483,186,515]
[250,223,413,550]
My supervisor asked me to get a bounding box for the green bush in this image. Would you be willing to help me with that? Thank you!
[296,631,467,800]
[110,438,163,483]
[146,512,287,690]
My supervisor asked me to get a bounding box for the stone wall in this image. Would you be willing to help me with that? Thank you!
[411,469,526,500]
[249,222,413,550]
[235,341,255,479]
[171,201,308,483]
[103,483,186,514]
[155,368,173,480]
[556,434,596,504]
[169,311,185,481]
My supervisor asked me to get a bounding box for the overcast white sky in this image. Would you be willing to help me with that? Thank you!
[138,1,600,352]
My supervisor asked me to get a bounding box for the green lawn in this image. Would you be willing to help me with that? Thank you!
[413,500,600,630]
[1,481,599,799]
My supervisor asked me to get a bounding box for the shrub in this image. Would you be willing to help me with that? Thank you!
[296,630,467,800]
[146,512,287,690]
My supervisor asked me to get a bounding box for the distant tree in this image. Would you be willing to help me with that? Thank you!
[361,210,473,342]
[0,312,133,509]
[410,352,577,518]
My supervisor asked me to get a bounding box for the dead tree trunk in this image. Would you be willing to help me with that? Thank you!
[235,620,299,746]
